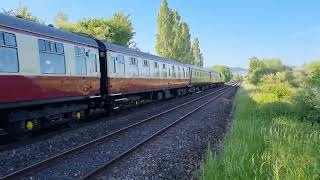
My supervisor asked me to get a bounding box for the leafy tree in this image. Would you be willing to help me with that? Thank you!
[212,65,233,82]
[248,56,264,73]
[54,11,69,26]
[156,0,174,58]
[4,5,41,23]
[105,13,135,46]
[192,38,203,67]
[155,0,195,64]
[56,12,134,47]
[179,22,192,64]
[171,10,183,60]
[248,57,293,85]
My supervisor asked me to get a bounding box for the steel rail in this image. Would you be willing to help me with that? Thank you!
[0,84,234,180]
[81,84,238,180]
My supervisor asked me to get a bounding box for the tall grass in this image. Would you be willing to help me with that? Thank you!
[200,87,320,180]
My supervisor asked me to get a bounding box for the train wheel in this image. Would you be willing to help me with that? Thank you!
[6,122,32,140]
[67,111,84,128]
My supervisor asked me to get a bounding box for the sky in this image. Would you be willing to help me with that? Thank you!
[2,0,320,68]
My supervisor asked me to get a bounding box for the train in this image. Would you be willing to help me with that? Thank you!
[0,13,224,137]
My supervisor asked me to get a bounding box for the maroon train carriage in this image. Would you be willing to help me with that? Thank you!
[0,13,224,137]
[0,14,102,136]
[102,42,224,107]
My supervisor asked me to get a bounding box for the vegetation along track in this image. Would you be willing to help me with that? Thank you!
[0,83,237,180]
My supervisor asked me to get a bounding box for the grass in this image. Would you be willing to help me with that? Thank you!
[199,85,320,180]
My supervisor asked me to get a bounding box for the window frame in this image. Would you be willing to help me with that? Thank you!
[0,31,19,73]
[74,46,88,75]
[111,56,117,73]
[38,39,66,74]
[90,53,98,73]
[130,57,137,65]
[143,60,149,67]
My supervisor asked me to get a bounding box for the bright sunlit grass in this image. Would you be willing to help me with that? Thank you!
[199,86,320,180]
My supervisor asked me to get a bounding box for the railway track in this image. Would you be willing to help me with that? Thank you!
[0,84,237,180]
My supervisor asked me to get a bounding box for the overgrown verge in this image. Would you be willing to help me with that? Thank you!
[199,85,320,179]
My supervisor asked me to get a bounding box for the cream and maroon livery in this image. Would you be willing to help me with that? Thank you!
[0,13,223,136]
[0,14,100,108]
[104,42,191,95]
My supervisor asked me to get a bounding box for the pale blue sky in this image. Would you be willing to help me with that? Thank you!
[2,0,320,68]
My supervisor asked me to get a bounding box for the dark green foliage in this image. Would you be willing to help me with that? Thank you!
[294,61,320,123]
[56,12,135,47]
[155,0,199,65]
[294,85,320,123]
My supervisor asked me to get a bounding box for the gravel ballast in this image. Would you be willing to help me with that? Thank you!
[0,86,228,178]
[26,86,235,178]
[99,87,238,179]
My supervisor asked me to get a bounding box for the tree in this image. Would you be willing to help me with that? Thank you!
[54,12,69,26]
[156,0,174,58]
[4,5,40,23]
[179,22,192,64]
[105,13,135,46]
[212,65,233,82]
[248,56,265,73]
[247,57,294,85]
[56,12,135,47]
[192,38,203,67]
[155,0,196,64]
[171,10,183,61]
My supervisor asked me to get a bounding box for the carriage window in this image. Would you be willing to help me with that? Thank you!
[76,57,86,75]
[117,55,125,64]
[74,46,87,75]
[111,56,116,73]
[39,53,65,74]
[90,54,98,73]
[172,66,176,77]
[4,33,17,47]
[0,32,4,45]
[50,41,56,52]
[38,39,65,74]
[0,32,18,73]
[56,43,64,54]
[130,57,137,65]
[143,60,149,67]
[38,40,46,51]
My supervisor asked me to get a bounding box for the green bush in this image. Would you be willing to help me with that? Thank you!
[259,73,294,101]
[294,66,320,124]
[294,85,320,124]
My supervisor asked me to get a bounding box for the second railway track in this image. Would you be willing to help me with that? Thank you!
[0,84,237,180]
